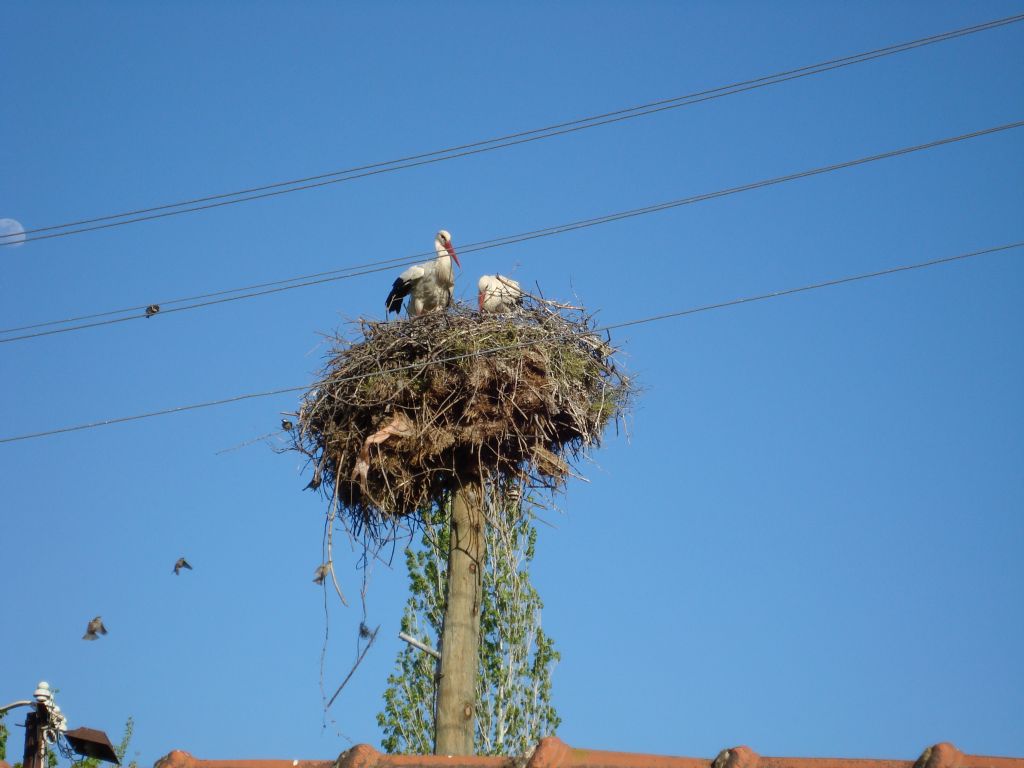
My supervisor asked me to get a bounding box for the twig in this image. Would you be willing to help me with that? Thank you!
[327,624,380,708]
[326,466,349,606]
[215,429,283,455]
[398,631,441,660]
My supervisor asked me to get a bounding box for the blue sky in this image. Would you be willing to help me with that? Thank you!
[1,1,1022,764]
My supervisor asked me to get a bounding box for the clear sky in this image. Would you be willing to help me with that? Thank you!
[2,1,1022,765]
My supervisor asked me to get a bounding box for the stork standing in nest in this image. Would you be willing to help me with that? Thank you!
[477,274,524,313]
[386,230,461,317]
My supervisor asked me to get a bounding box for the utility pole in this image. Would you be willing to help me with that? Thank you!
[3,682,118,768]
[434,477,484,756]
[4,682,60,768]
[23,708,44,768]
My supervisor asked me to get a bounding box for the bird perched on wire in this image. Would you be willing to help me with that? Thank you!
[385,230,461,317]
[477,274,524,313]
[145,304,160,318]
[313,563,329,585]
[82,616,108,640]
[173,557,193,575]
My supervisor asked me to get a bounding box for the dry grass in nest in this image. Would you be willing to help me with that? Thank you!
[289,301,631,539]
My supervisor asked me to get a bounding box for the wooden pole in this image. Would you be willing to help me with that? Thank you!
[23,709,44,768]
[434,478,484,755]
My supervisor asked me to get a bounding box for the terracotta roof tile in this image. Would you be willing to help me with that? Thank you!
[154,738,1024,768]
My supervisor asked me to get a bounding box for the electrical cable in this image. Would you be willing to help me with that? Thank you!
[1,239,1018,445]
[2,12,1021,247]
[2,118,1021,344]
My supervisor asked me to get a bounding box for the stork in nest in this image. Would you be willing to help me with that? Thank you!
[385,230,461,317]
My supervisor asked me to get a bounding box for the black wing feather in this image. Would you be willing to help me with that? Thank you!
[385,278,412,315]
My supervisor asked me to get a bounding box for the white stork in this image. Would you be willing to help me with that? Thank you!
[385,230,461,316]
[477,274,524,313]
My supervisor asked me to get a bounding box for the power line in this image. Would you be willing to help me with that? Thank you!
[602,241,1023,331]
[1,240,1019,445]
[3,12,1022,247]
[0,251,422,335]
[2,118,1022,344]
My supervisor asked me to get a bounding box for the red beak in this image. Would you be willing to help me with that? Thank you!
[447,243,460,268]
[478,291,484,311]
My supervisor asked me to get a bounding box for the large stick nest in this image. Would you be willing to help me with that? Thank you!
[290,301,631,537]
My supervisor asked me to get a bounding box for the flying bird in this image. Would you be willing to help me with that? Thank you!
[313,563,329,585]
[385,230,461,317]
[477,274,524,313]
[82,616,108,641]
[173,557,193,575]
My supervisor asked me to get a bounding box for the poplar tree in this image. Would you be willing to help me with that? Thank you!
[377,495,560,755]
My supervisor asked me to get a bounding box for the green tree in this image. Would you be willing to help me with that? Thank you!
[1,712,9,763]
[377,492,560,755]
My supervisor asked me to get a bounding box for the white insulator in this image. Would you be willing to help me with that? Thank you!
[34,682,52,702]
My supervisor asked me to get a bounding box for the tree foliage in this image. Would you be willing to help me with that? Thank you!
[377,493,560,755]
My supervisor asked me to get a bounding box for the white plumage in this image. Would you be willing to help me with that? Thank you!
[477,274,524,313]
[385,230,461,317]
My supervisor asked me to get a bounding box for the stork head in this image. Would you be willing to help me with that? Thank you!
[436,229,460,268]
[477,275,491,311]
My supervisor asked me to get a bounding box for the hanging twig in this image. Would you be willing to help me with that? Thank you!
[325,466,349,606]
[327,624,380,708]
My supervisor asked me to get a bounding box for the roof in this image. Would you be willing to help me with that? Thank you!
[155,737,1024,768]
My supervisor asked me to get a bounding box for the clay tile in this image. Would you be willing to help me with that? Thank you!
[915,743,965,768]
[713,746,760,768]
[155,751,196,768]
[335,744,381,768]
[528,736,572,768]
